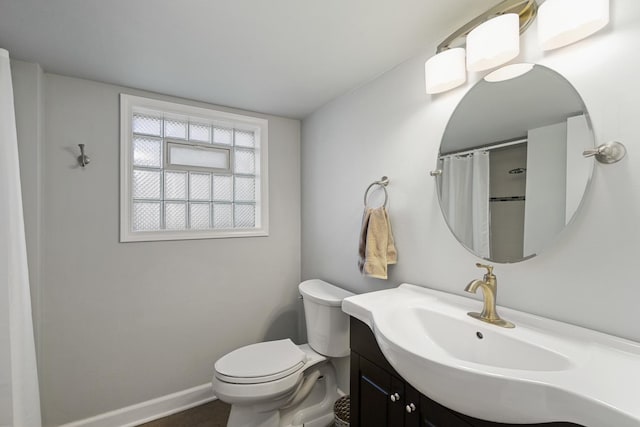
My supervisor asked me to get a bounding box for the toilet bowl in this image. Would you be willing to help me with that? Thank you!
[212,279,353,427]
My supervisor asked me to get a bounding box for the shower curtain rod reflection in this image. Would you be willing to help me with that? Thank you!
[439,137,527,159]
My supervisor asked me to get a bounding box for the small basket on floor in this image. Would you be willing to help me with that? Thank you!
[333,395,350,427]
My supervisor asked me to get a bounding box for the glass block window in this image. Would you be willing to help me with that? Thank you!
[120,94,268,242]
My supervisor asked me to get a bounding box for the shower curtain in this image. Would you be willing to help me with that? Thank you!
[440,151,490,258]
[0,48,42,427]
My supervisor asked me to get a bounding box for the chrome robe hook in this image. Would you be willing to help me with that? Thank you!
[78,144,90,167]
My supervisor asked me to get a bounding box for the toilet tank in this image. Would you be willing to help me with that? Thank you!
[299,279,354,357]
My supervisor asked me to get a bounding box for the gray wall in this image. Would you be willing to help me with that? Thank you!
[13,70,301,426]
[302,1,640,343]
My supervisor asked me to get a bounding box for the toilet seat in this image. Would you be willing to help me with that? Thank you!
[213,344,327,406]
[215,339,307,384]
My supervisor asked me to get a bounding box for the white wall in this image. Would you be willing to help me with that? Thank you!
[302,0,640,343]
[13,71,301,426]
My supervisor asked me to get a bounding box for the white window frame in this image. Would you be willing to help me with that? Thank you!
[120,94,269,242]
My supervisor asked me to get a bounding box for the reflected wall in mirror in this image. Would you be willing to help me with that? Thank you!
[437,64,594,263]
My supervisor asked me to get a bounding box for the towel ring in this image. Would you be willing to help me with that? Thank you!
[364,176,389,208]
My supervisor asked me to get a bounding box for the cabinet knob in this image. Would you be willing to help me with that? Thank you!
[405,403,416,413]
[390,392,400,402]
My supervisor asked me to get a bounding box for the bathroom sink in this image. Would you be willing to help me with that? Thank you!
[342,284,640,427]
[395,306,573,372]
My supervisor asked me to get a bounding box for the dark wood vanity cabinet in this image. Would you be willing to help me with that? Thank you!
[349,318,582,427]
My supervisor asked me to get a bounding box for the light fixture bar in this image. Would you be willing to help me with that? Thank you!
[436,0,538,53]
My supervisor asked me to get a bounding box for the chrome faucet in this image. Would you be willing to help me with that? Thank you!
[464,263,514,328]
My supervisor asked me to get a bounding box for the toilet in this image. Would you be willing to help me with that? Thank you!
[212,279,354,427]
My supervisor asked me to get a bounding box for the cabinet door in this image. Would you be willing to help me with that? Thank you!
[359,357,390,427]
[358,357,405,427]
[420,395,474,427]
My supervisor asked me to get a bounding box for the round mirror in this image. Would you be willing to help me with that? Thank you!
[437,64,594,263]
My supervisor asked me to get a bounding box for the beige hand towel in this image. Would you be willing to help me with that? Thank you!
[358,206,397,279]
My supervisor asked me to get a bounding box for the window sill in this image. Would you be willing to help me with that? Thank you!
[120,228,269,243]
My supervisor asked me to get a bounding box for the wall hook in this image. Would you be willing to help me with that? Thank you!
[77,144,90,167]
[583,141,626,164]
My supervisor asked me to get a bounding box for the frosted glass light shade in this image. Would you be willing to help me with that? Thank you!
[425,48,466,94]
[538,0,609,51]
[466,13,520,72]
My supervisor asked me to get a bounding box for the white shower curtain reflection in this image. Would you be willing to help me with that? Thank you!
[440,151,490,258]
[0,48,42,427]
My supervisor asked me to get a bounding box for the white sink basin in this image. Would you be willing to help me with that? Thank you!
[403,306,573,371]
[342,284,640,427]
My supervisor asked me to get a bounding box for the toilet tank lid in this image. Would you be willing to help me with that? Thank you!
[299,280,354,307]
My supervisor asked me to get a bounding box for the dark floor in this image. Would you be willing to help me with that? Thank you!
[137,400,231,427]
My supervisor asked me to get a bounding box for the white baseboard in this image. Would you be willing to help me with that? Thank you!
[58,383,217,427]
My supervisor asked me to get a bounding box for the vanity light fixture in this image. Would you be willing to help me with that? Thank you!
[424,0,610,94]
[466,13,520,72]
[538,0,610,51]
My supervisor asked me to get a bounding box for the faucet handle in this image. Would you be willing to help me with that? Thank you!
[475,263,494,276]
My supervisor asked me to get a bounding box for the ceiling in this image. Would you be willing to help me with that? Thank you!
[0,0,501,118]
